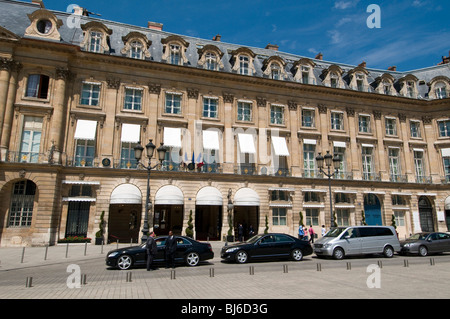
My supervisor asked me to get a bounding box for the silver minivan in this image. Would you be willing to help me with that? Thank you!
[313,226,400,260]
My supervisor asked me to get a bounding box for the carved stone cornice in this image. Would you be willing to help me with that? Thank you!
[187,88,199,99]
[318,104,327,114]
[346,107,355,116]
[55,68,73,81]
[256,96,266,107]
[373,110,381,120]
[222,92,234,103]
[148,83,161,95]
[422,116,432,124]
[398,113,406,122]
[288,100,297,111]
[106,78,120,90]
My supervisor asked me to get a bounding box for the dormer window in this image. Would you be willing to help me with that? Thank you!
[263,56,287,80]
[25,9,62,41]
[197,45,224,71]
[121,32,151,60]
[398,75,418,98]
[36,19,52,34]
[348,66,369,92]
[383,81,391,95]
[231,48,256,76]
[407,81,415,98]
[330,72,339,88]
[427,77,450,100]
[322,65,344,89]
[356,73,364,91]
[435,82,447,99]
[81,22,112,54]
[293,58,316,84]
[161,35,190,66]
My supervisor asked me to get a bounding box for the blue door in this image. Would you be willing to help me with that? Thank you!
[364,194,382,225]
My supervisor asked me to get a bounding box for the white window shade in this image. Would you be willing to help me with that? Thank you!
[238,133,256,154]
[202,130,220,150]
[441,148,450,157]
[271,136,289,156]
[121,124,140,143]
[333,141,346,148]
[303,139,317,145]
[74,120,97,140]
[164,127,182,148]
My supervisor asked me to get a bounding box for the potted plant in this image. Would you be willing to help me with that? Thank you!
[95,211,105,245]
[226,212,234,242]
[185,210,194,238]
[264,215,269,234]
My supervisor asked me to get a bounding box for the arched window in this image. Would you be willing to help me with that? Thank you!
[9,180,36,227]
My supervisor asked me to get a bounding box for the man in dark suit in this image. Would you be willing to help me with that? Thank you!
[146,231,157,271]
[165,230,177,268]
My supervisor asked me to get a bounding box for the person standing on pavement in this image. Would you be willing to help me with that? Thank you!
[298,224,305,240]
[238,224,244,242]
[146,231,157,271]
[165,230,177,268]
[309,225,315,243]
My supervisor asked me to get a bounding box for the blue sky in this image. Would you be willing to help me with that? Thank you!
[41,0,449,71]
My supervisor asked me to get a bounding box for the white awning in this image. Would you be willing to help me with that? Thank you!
[238,133,256,154]
[74,120,97,140]
[110,184,141,204]
[196,187,223,206]
[445,196,450,210]
[271,136,290,156]
[303,139,317,145]
[203,130,220,150]
[62,180,100,185]
[155,185,184,205]
[333,141,346,148]
[234,188,260,206]
[441,148,450,157]
[164,127,182,148]
[302,189,327,193]
[121,124,140,143]
[62,197,96,202]
[333,190,357,194]
[302,204,324,208]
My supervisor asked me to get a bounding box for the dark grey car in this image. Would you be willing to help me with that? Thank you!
[400,232,450,256]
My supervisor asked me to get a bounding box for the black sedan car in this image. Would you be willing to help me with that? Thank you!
[106,235,214,270]
[221,233,313,264]
[400,232,450,256]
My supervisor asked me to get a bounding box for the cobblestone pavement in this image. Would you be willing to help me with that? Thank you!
[1,242,449,302]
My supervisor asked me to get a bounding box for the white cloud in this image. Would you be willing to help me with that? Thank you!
[328,30,342,44]
[334,0,360,10]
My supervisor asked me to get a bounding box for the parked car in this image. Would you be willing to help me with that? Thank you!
[314,226,400,260]
[106,235,214,270]
[221,233,313,264]
[400,232,450,256]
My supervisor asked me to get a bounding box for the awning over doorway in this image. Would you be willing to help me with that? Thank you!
[155,185,184,205]
[110,184,141,204]
[234,188,260,206]
[196,187,223,206]
[445,196,450,210]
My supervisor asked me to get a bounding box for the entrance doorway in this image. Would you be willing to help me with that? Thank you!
[234,206,259,241]
[153,205,183,236]
[195,205,222,241]
[418,196,434,232]
[364,193,382,225]
[108,204,141,243]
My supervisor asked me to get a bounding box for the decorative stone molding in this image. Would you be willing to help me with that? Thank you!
[121,31,151,59]
[256,96,267,108]
[106,78,120,90]
[222,92,234,103]
[187,88,199,99]
[346,107,355,116]
[25,9,62,41]
[148,83,161,95]
[288,101,297,111]
[318,104,327,114]
[373,110,381,120]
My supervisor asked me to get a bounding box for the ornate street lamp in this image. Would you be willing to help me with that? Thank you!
[134,139,167,243]
[316,150,341,228]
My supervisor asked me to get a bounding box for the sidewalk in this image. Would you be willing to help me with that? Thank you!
[0,241,227,271]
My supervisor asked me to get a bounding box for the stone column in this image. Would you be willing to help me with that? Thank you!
[373,110,386,181]
[0,58,12,143]
[288,101,301,176]
[48,68,71,164]
[222,92,235,174]
[346,107,360,179]
[0,60,21,161]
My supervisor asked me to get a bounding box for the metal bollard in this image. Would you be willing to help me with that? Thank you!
[81,274,87,285]
[25,277,33,288]
[283,264,288,273]
[21,247,25,263]
[404,259,409,267]
[126,272,132,282]
[249,266,255,275]
[209,268,215,277]
[377,260,383,268]
[346,262,351,270]
[65,243,69,258]
[316,263,322,271]
[430,258,435,266]
[84,242,87,256]
[44,245,48,261]
[171,269,176,280]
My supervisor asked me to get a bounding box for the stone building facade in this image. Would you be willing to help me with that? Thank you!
[0,0,449,246]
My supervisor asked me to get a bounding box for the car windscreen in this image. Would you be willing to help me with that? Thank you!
[409,233,428,240]
[246,234,263,243]
[324,228,346,237]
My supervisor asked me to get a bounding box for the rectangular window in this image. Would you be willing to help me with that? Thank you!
[272,207,287,226]
[388,148,401,181]
[301,66,310,84]
[414,150,425,181]
[302,109,315,128]
[438,120,450,137]
[237,101,252,122]
[306,208,319,226]
[239,55,250,75]
[271,190,288,201]
[89,31,102,53]
[358,115,371,133]
[9,181,35,227]
[165,93,182,114]
[362,146,374,180]
[392,195,407,206]
[331,112,343,130]
[385,118,397,135]
[336,209,350,226]
[120,142,138,169]
[394,211,405,227]
[169,44,181,65]
[333,146,346,176]
[75,139,95,167]
[124,88,142,111]
[203,97,218,118]
[270,105,284,125]
[443,157,450,183]
[304,191,320,202]
[80,83,100,106]
[410,121,421,138]
[303,144,316,177]
[19,116,43,163]
[25,74,49,99]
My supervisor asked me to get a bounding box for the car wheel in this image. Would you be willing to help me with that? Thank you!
[235,250,248,264]
[383,246,394,258]
[185,252,200,267]
[291,248,303,261]
[117,255,133,270]
[418,245,428,257]
[332,247,345,260]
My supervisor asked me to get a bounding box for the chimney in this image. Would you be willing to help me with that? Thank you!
[72,5,84,16]
[212,34,221,42]
[358,61,366,68]
[388,66,397,71]
[31,0,45,8]
[441,51,450,64]
[315,53,323,60]
[265,43,279,51]
[148,21,163,31]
